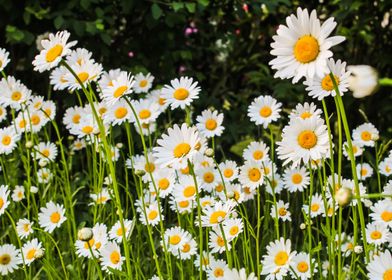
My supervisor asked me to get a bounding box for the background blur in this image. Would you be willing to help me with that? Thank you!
[0,0,391,159]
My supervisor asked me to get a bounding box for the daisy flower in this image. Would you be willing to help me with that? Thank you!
[169,196,194,214]
[269,7,345,83]
[247,95,282,128]
[161,76,201,109]
[11,185,25,202]
[366,222,392,246]
[304,59,350,100]
[352,123,379,147]
[0,48,10,71]
[41,100,57,120]
[201,200,236,227]
[380,159,392,177]
[127,153,158,183]
[75,223,108,258]
[16,218,34,239]
[101,71,134,105]
[65,48,93,66]
[33,142,58,164]
[33,30,77,72]
[265,173,284,195]
[283,167,310,192]
[50,66,69,90]
[207,259,228,279]
[357,163,373,180]
[37,168,52,184]
[172,237,198,260]
[103,99,132,126]
[367,250,392,279]
[22,238,44,266]
[133,72,154,93]
[131,98,160,125]
[100,241,124,272]
[243,141,270,163]
[223,183,244,204]
[138,201,163,226]
[260,238,296,279]
[370,199,392,228]
[289,102,322,121]
[0,76,32,110]
[64,61,102,91]
[303,193,324,218]
[147,89,169,112]
[109,219,134,243]
[63,106,86,129]
[223,218,243,241]
[90,188,111,205]
[270,200,291,222]
[291,252,316,280]
[343,140,363,158]
[0,126,20,155]
[218,160,239,182]
[0,244,22,276]
[0,185,10,216]
[163,226,189,253]
[153,123,200,169]
[196,109,225,138]
[277,116,329,167]
[150,168,175,198]
[194,250,214,271]
[239,160,264,191]
[0,105,7,123]
[224,268,257,280]
[38,201,67,233]
[196,166,218,193]
[173,175,199,202]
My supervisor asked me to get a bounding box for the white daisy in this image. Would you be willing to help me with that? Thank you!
[75,223,108,258]
[289,102,322,121]
[0,48,10,71]
[103,99,132,126]
[201,200,236,227]
[270,200,291,222]
[370,199,392,228]
[131,98,160,125]
[380,159,392,177]
[291,252,316,280]
[343,140,363,159]
[133,72,154,93]
[283,166,309,192]
[239,160,264,191]
[100,241,124,272]
[207,259,228,279]
[0,76,32,110]
[218,160,239,182]
[0,185,10,216]
[247,95,282,128]
[367,250,392,279]
[0,126,20,155]
[22,238,44,266]
[50,66,69,90]
[243,141,270,163]
[101,71,134,105]
[366,222,392,246]
[161,76,200,109]
[90,188,111,205]
[352,123,379,147]
[269,7,345,83]
[16,218,33,239]
[33,30,77,72]
[38,201,67,233]
[11,185,25,202]
[0,244,21,276]
[196,109,225,138]
[209,229,231,254]
[303,193,324,218]
[357,163,373,180]
[109,219,134,243]
[63,61,102,91]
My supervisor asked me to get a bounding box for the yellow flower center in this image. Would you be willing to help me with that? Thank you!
[381,211,392,222]
[298,130,317,149]
[117,227,123,236]
[42,149,50,157]
[223,169,233,178]
[173,88,189,100]
[139,109,151,120]
[46,44,63,62]
[253,150,264,160]
[139,80,148,88]
[297,261,309,273]
[259,106,272,117]
[181,166,190,175]
[178,200,189,208]
[44,108,52,117]
[370,230,382,240]
[321,74,340,91]
[217,236,225,247]
[144,163,155,173]
[82,126,94,134]
[77,72,89,83]
[31,115,41,125]
[50,212,60,223]
[0,198,4,209]
[169,235,181,245]
[214,268,224,277]
[292,173,303,184]
[311,203,320,212]
[210,210,226,224]
[11,91,22,101]
[72,114,81,124]
[203,172,214,183]
[26,249,37,260]
[0,254,11,265]
[2,135,11,146]
[158,178,170,190]
[113,86,128,98]
[248,168,261,182]
[229,226,239,236]
[215,183,224,192]
[148,210,158,220]
[173,143,191,158]
[110,251,120,264]
[361,131,371,141]
[360,168,368,177]
[114,107,127,119]
[181,243,190,253]
[98,107,107,116]
[300,112,312,119]
[159,98,166,105]
[294,35,319,63]
[205,119,217,130]
[278,207,287,216]
[183,186,196,198]
[384,269,392,280]
[274,251,289,266]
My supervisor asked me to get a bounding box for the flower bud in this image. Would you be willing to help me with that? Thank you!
[347,65,378,98]
[116,142,124,149]
[205,148,214,157]
[354,245,363,254]
[300,223,306,230]
[335,187,353,207]
[78,227,93,241]
[25,141,33,149]
[39,160,48,167]
[30,186,38,194]
[135,169,146,177]
[34,248,45,259]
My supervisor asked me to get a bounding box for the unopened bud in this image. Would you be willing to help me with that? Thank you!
[371,134,379,141]
[30,186,38,194]
[25,141,33,149]
[354,245,363,254]
[78,227,93,241]
[39,160,48,167]
[34,248,45,259]
[135,169,146,177]
[116,143,123,149]
[335,187,353,207]
[300,223,306,230]
[205,148,214,157]
[68,135,75,141]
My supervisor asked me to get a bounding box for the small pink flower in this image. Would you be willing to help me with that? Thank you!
[128,51,134,58]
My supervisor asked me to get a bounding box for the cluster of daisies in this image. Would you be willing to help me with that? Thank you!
[0,6,391,280]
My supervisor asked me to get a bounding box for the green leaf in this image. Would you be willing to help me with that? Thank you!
[5,25,25,43]
[151,3,162,20]
[172,2,184,12]
[229,138,254,157]
[100,33,111,45]
[185,3,196,13]
[54,16,64,29]
[198,0,209,7]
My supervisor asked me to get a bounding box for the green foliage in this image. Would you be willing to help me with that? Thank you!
[0,0,391,157]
